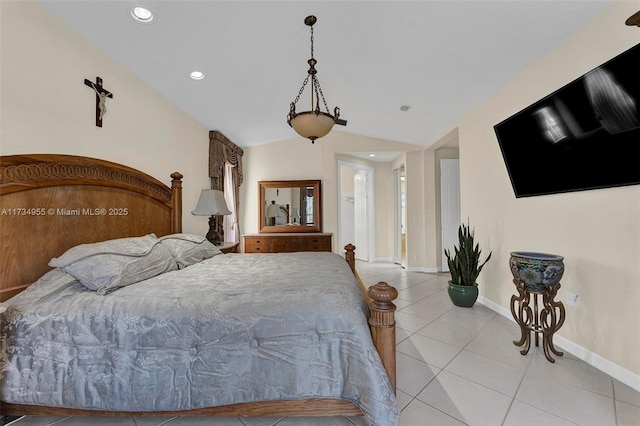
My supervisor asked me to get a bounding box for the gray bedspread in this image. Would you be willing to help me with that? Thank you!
[0,252,398,426]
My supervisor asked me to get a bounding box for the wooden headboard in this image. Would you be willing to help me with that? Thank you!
[0,154,183,302]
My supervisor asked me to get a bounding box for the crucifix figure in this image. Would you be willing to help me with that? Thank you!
[84,76,113,127]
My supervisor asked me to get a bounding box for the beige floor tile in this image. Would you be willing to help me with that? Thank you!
[502,400,576,426]
[444,349,526,397]
[396,352,440,397]
[396,284,443,303]
[516,370,616,425]
[415,316,484,348]
[616,400,640,426]
[527,349,614,398]
[396,334,461,369]
[416,370,512,425]
[395,390,414,411]
[395,311,437,333]
[614,379,640,407]
[399,399,465,426]
[275,417,358,425]
[397,299,450,324]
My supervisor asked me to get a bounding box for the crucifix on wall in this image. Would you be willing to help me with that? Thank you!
[84,76,113,127]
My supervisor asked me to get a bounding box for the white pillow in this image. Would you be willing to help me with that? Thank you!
[49,234,177,294]
[159,233,222,268]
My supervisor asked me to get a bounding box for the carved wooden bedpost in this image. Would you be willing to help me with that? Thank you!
[170,172,183,233]
[368,282,398,392]
[344,243,356,273]
[343,244,398,393]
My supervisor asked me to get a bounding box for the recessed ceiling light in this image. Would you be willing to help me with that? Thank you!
[131,7,153,23]
[190,71,205,80]
[368,154,376,158]
[400,105,410,112]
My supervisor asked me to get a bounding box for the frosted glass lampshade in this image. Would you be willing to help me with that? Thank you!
[289,111,336,141]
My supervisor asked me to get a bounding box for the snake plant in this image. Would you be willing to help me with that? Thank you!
[445,222,492,286]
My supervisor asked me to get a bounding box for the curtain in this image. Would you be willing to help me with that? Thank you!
[301,195,308,226]
[209,131,243,241]
[223,162,238,243]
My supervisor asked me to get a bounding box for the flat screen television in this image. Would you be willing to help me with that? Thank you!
[494,43,640,198]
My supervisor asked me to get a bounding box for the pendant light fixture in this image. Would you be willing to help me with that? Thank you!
[287,15,340,143]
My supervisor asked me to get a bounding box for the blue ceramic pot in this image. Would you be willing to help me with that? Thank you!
[509,251,564,292]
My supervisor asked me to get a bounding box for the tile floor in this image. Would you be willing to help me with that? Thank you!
[5,261,640,426]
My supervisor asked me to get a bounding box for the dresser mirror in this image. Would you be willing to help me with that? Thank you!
[258,180,322,233]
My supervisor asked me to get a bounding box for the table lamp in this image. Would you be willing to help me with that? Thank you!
[191,189,231,245]
[266,200,279,226]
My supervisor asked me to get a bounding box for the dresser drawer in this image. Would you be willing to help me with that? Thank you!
[301,236,331,251]
[244,237,268,253]
[270,238,293,253]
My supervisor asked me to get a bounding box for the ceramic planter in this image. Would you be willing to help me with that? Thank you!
[509,251,564,292]
[447,281,478,307]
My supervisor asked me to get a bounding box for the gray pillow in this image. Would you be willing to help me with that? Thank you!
[159,233,222,268]
[48,234,177,294]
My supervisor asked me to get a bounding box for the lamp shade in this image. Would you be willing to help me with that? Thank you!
[289,111,336,141]
[266,201,280,218]
[191,189,231,216]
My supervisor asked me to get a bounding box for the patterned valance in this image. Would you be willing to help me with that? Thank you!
[208,131,243,241]
[209,131,243,187]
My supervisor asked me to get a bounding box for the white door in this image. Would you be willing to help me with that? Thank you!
[441,159,460,272]
[394,165,407,268]
[354,170,369,261]
[340,194,355,252]
[393,167,402,264]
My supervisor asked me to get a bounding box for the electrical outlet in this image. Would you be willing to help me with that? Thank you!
[566,292,580,308]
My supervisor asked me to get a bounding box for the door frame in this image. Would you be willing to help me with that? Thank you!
[337,160,375,261]
[393,165,404,265]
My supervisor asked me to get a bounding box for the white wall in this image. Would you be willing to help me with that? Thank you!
[405,150,426,270]
[0,1,211,235]
[457,1,639,384]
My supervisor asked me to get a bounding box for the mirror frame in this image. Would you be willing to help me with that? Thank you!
[258,180,322,233]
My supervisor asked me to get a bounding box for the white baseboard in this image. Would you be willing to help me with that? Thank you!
[477,296,640,392]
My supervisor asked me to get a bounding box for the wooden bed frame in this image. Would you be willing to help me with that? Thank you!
[0,154,397,419]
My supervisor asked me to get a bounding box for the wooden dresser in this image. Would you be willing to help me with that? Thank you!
[243,233,332,253]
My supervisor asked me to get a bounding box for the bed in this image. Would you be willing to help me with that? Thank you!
[0,154,398,425]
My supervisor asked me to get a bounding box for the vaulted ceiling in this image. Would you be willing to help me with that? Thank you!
[40,0,614,148]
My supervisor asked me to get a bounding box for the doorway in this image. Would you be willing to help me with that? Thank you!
[338,161,374,262]
[394,165,407,268]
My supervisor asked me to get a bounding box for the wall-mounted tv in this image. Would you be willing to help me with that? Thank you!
[494,43,640,198]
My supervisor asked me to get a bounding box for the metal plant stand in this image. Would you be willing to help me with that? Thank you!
[510,279,566,362]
